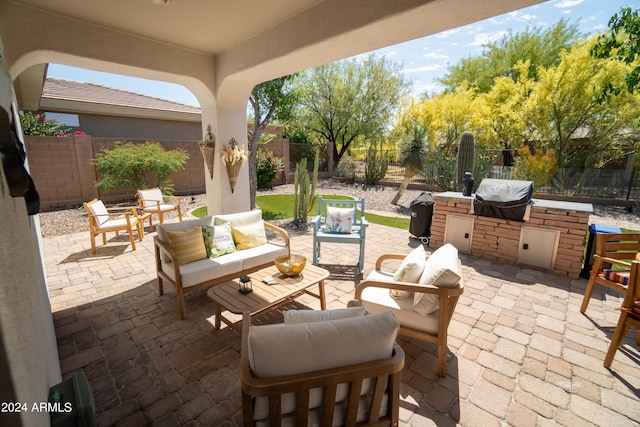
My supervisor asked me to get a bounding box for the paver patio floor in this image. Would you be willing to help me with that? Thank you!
[43,220,640,426]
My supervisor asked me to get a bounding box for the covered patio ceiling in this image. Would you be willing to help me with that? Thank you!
[5,0,546,109]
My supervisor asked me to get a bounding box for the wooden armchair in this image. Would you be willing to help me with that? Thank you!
[349,245,463,377]
[83,198,142,254]
[580,233,640,314]
[240,311,404,426]
[604,254,640,368]
[137,188,182,226]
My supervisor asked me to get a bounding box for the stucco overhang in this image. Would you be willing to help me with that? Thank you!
[1,0,546,108]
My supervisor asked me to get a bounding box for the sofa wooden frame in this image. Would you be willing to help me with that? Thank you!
[154,221,290,319]
[240,312,405,427]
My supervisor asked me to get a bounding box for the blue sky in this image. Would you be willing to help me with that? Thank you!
[47,0,634,107]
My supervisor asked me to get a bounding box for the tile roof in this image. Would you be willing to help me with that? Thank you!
[42,77,201,114]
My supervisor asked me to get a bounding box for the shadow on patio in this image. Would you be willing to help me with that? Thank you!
[43,222,640,426]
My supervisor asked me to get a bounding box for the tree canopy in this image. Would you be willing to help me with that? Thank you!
[297,54,410,165]
[591,7,640,101]
[393,22,640,191]
[247,75,299,208]
[438,19,582,93]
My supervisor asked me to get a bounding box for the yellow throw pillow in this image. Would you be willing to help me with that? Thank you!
[231,220,267,250]
[166,226,207,265]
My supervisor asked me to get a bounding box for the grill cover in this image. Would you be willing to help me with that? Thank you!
[473,179,534,221]
[409,191,434,240]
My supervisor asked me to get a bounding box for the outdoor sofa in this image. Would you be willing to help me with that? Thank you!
[154,209,290,319]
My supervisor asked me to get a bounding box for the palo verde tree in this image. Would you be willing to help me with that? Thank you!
[248,74,299,208]
[523,39,639,190]
[298,54,410,165]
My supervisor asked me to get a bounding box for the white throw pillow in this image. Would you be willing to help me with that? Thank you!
[389,245,425,299]
[283,307,366,324]
[413,244,461,315]
[324,206,355,234]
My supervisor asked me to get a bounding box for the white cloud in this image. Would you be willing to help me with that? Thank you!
[466,31,508,47]
[555,0,584,8]
[423,51,448,61]
[436,28,461,39]
[403,64,445,73]
[490,10,537,25]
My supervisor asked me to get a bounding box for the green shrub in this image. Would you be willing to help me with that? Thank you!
[92,141,189,194]
[20,112,70,136]
[256,149,284,188]
[513,147,558,191]
[364,140,388,185]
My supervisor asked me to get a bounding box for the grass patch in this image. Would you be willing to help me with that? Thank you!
[191,205,207,218]
[191,194,410,229]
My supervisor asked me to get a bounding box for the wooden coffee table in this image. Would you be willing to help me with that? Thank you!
[207,263,330,333]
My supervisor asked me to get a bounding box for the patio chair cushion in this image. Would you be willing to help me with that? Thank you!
[165,226,208,265]
[390,245,425,299]
[139,188,164,208]
[247,310,398,379]
[87,199,109,226]
[360,273,439,334]
[602,269,630,286]
[230,219,268,250]
[413,244,461,316]
[202,223,236,258]
[283,306,366,324]
[324,206,355,234]
[248,307,390,425]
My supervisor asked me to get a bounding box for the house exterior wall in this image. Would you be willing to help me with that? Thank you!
[73,113,201,140]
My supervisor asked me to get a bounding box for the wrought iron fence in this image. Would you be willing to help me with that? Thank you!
[289,145,640,202]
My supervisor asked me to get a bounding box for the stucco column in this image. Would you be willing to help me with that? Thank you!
[202,99,250,215]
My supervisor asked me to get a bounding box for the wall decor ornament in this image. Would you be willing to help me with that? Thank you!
[221,138,247,193]
[199,124,216,178]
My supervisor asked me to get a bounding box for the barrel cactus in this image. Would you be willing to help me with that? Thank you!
[456,131,476,191]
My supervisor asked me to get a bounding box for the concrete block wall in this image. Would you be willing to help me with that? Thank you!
[430,192,591,278]
[25,136,207,210]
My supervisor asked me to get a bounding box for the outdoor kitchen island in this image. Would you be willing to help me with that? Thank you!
[429,191,593,279]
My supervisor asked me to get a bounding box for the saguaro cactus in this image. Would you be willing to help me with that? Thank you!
[456,131,476,191]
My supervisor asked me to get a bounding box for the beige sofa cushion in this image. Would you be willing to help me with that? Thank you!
[247,311,399,379]
[214,209,262,228]
[156,216,214,242]
[160,242,287,288]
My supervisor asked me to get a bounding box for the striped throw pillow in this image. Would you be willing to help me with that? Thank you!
[166,226,207,265]
[602,269,630,286]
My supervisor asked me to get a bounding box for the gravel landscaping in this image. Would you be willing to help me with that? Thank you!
[38,179,639,238]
